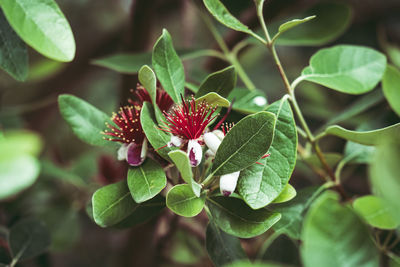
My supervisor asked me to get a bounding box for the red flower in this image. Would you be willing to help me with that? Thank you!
[160,96,218,141]
[103,105,147,166]
[159,96,218,166]
[129,84,174,113]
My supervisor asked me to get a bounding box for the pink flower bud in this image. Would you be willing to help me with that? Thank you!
[220,171,240,197]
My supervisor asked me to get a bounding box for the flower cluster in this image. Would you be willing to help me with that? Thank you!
[103,83,174,166]
[159,96,218,167]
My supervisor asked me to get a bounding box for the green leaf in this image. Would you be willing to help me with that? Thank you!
[152,29,185,103]
[138,65,157,104]
[166,184,205,217]
[353,195,399,230]
[113,195,165,229]
[195,92,230,108]
[272,186,322,239]
[195,66,237,98]
[370,139,400,224]
[207,196,281,238]
[0,0,75,61]
[272,184,296,204]
[301,191,380,267]
[211,111,276,176]
[58,94,113,147]
[140,102,176,160]
[127,159,166,203]
[92,180,137,227]
[382,65,400,116]
[237,99,297,209]
[343,141,375,164]
[228,88,268,114]
[271,2,352,46]
[323,123,400,146]
[0,155,40,200]
[300,45,387,94]
[303,153,342,169]
[0,11,28,81]
[261,234,300,266]
[0,130,43,157]
[91,52,151,74]
[9,218,51,261]
[168,150,202,197]
[277,16,316,36]
[206,221,248,267]
[203,0,256,36]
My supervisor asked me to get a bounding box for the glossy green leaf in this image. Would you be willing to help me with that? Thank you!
[353,195,399,230]
[127,159,166,203]
[168,150,201,197]
[272,184,296,204]
[277,16,316,36]
[91,52,151,74]
[237,99,297,209]
[0,155,40,200]
[211,111,276,176]
[152,29,185,103]
[0,0,75,61]
[140,102,176,160]
[195,92,230,108]
[370,139,400,224]
[386,43,400,69]
[228,88,268,114]
[92,180,137,227]
[9,218,51,261]
[206,221,248,267]
[271,2,352,46]
[138,65,157,104]
[323,123,400,146]
[382,65,400,116]
[0,130,43,157]
[166,184,205,217]
[272,186,322,239]
[301,191,380,267]
[300,45,387,94]
[113,195,165,229]
[207,196,281,238]
[0,11,28,81]
[203,0,256,36]
[343,141,375,164]
[196,66,237,98]
[58,94,113,147]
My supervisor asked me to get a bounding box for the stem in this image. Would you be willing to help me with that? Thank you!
[255,3,339,185]
[199,10,257,90]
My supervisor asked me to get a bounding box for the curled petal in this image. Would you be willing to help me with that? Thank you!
[220,171,240,197]
[117,143,128,161]
[168,135,183,147]
[187,139,202,167]
[204,132,222,154]
[126,140,147,166]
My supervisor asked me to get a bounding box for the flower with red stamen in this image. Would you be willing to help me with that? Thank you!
[160,95,218,166]
[103,105,147,166]
[129,83,174,113]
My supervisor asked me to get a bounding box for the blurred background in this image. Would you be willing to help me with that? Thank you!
[1,0,400,266]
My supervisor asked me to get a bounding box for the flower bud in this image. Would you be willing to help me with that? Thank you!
[220,171,240,197]
[126,139,147,166]
[187,139,203,167]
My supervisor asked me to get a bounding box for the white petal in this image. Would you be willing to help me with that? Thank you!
[141,138,148,159]
[204,132,222,154]
[168,135,182,147]
[187,139,203,167]
[220,171,240,197]
[212,129,225,141]
[205,149,215,158]
[117,144,128,161]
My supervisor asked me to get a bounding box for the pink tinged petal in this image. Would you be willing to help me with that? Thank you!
[117,144,129,161]
[168,135,183,147]
[187,139,203,167]
[220,171,240,197]
[126,141,146,166]
[204,132,222,154]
